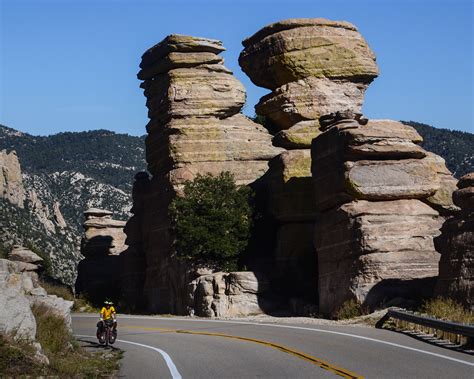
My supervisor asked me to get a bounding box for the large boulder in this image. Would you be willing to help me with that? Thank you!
[239,18,378,90]
[188,271,272,317]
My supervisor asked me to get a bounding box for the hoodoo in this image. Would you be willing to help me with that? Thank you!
[134,34,282,313]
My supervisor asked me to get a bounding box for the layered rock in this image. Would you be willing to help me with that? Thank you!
[188,271,273,317]
[136,35,281,313]
[0,150,26,208]
[435,173,474,309]
[239,18,379,304]
[75,208,127,303]
[311,115,456,315]
[239,18,379,135]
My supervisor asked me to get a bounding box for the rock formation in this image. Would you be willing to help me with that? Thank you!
[135,34,282,314]
[0,247,73,364]
[311,114,456,315]
[238,18,379,305]
[239,18,379,134]
[435,173,474,309]
[0,150,25,208]
[75,208,127,303]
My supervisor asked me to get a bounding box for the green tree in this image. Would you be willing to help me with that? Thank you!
[169,172,254,271]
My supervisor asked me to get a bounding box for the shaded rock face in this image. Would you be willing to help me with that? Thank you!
[75,208,127,304]
[311,116,456,316]
[135,35,281,314]
[188,271,273,317]
[435,173,474,310]
[120,172,149,311]
[0,150,26,208]
[239,18,379,304]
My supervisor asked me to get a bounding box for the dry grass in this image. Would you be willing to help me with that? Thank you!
[40,280,74,301]
[420,297,474,324]
[333,299,368,320]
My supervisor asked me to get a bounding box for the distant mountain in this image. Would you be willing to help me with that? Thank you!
[402,121,473,178]
[0,124,146,285]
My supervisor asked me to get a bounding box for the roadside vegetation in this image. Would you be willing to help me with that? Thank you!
[333,299,368,320]
[170,172,254,271]
[419,297,474,324]
[0,305,121,377]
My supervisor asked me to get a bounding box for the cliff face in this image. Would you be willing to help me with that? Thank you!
[133,35,282,314]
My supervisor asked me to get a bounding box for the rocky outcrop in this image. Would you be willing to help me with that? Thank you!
[311,115,456,315]
[135,35,282,314]
[0,150,25,208]
[75,208,127,303]
[0,250,73,364]
[435,173,474,309]
[188,271,273,317]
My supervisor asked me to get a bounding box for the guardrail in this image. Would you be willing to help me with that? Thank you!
[377,308,474,347]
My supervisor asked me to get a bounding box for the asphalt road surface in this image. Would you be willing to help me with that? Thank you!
[72,314,474,378]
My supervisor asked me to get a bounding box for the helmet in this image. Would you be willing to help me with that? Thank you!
[104,299,113,306]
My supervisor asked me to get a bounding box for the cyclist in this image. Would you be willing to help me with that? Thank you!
[97,299,117,340]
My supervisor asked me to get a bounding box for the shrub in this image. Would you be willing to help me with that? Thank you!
[169,172,254,271]
[420,297,474,324]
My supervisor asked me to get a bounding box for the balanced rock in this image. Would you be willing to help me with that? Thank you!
[239,18,379,90]
[240,18,378,136]
[435,173,474,309]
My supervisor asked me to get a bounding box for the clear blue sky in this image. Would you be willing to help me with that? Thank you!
[1,0,472,136]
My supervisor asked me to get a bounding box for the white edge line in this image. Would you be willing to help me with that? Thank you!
[74,314,474,367]
[75,334,182,379]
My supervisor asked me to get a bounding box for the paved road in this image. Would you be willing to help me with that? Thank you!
[72,314,474,378]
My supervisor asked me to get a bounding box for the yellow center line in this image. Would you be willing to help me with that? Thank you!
[120,324,364,379]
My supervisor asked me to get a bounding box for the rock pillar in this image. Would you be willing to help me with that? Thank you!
[75,208,127,304]
[137,35,281,313]
[239,18,379,307]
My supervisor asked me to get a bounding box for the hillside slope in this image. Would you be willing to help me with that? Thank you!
[403,121,473,178]
[0,125,146,285]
